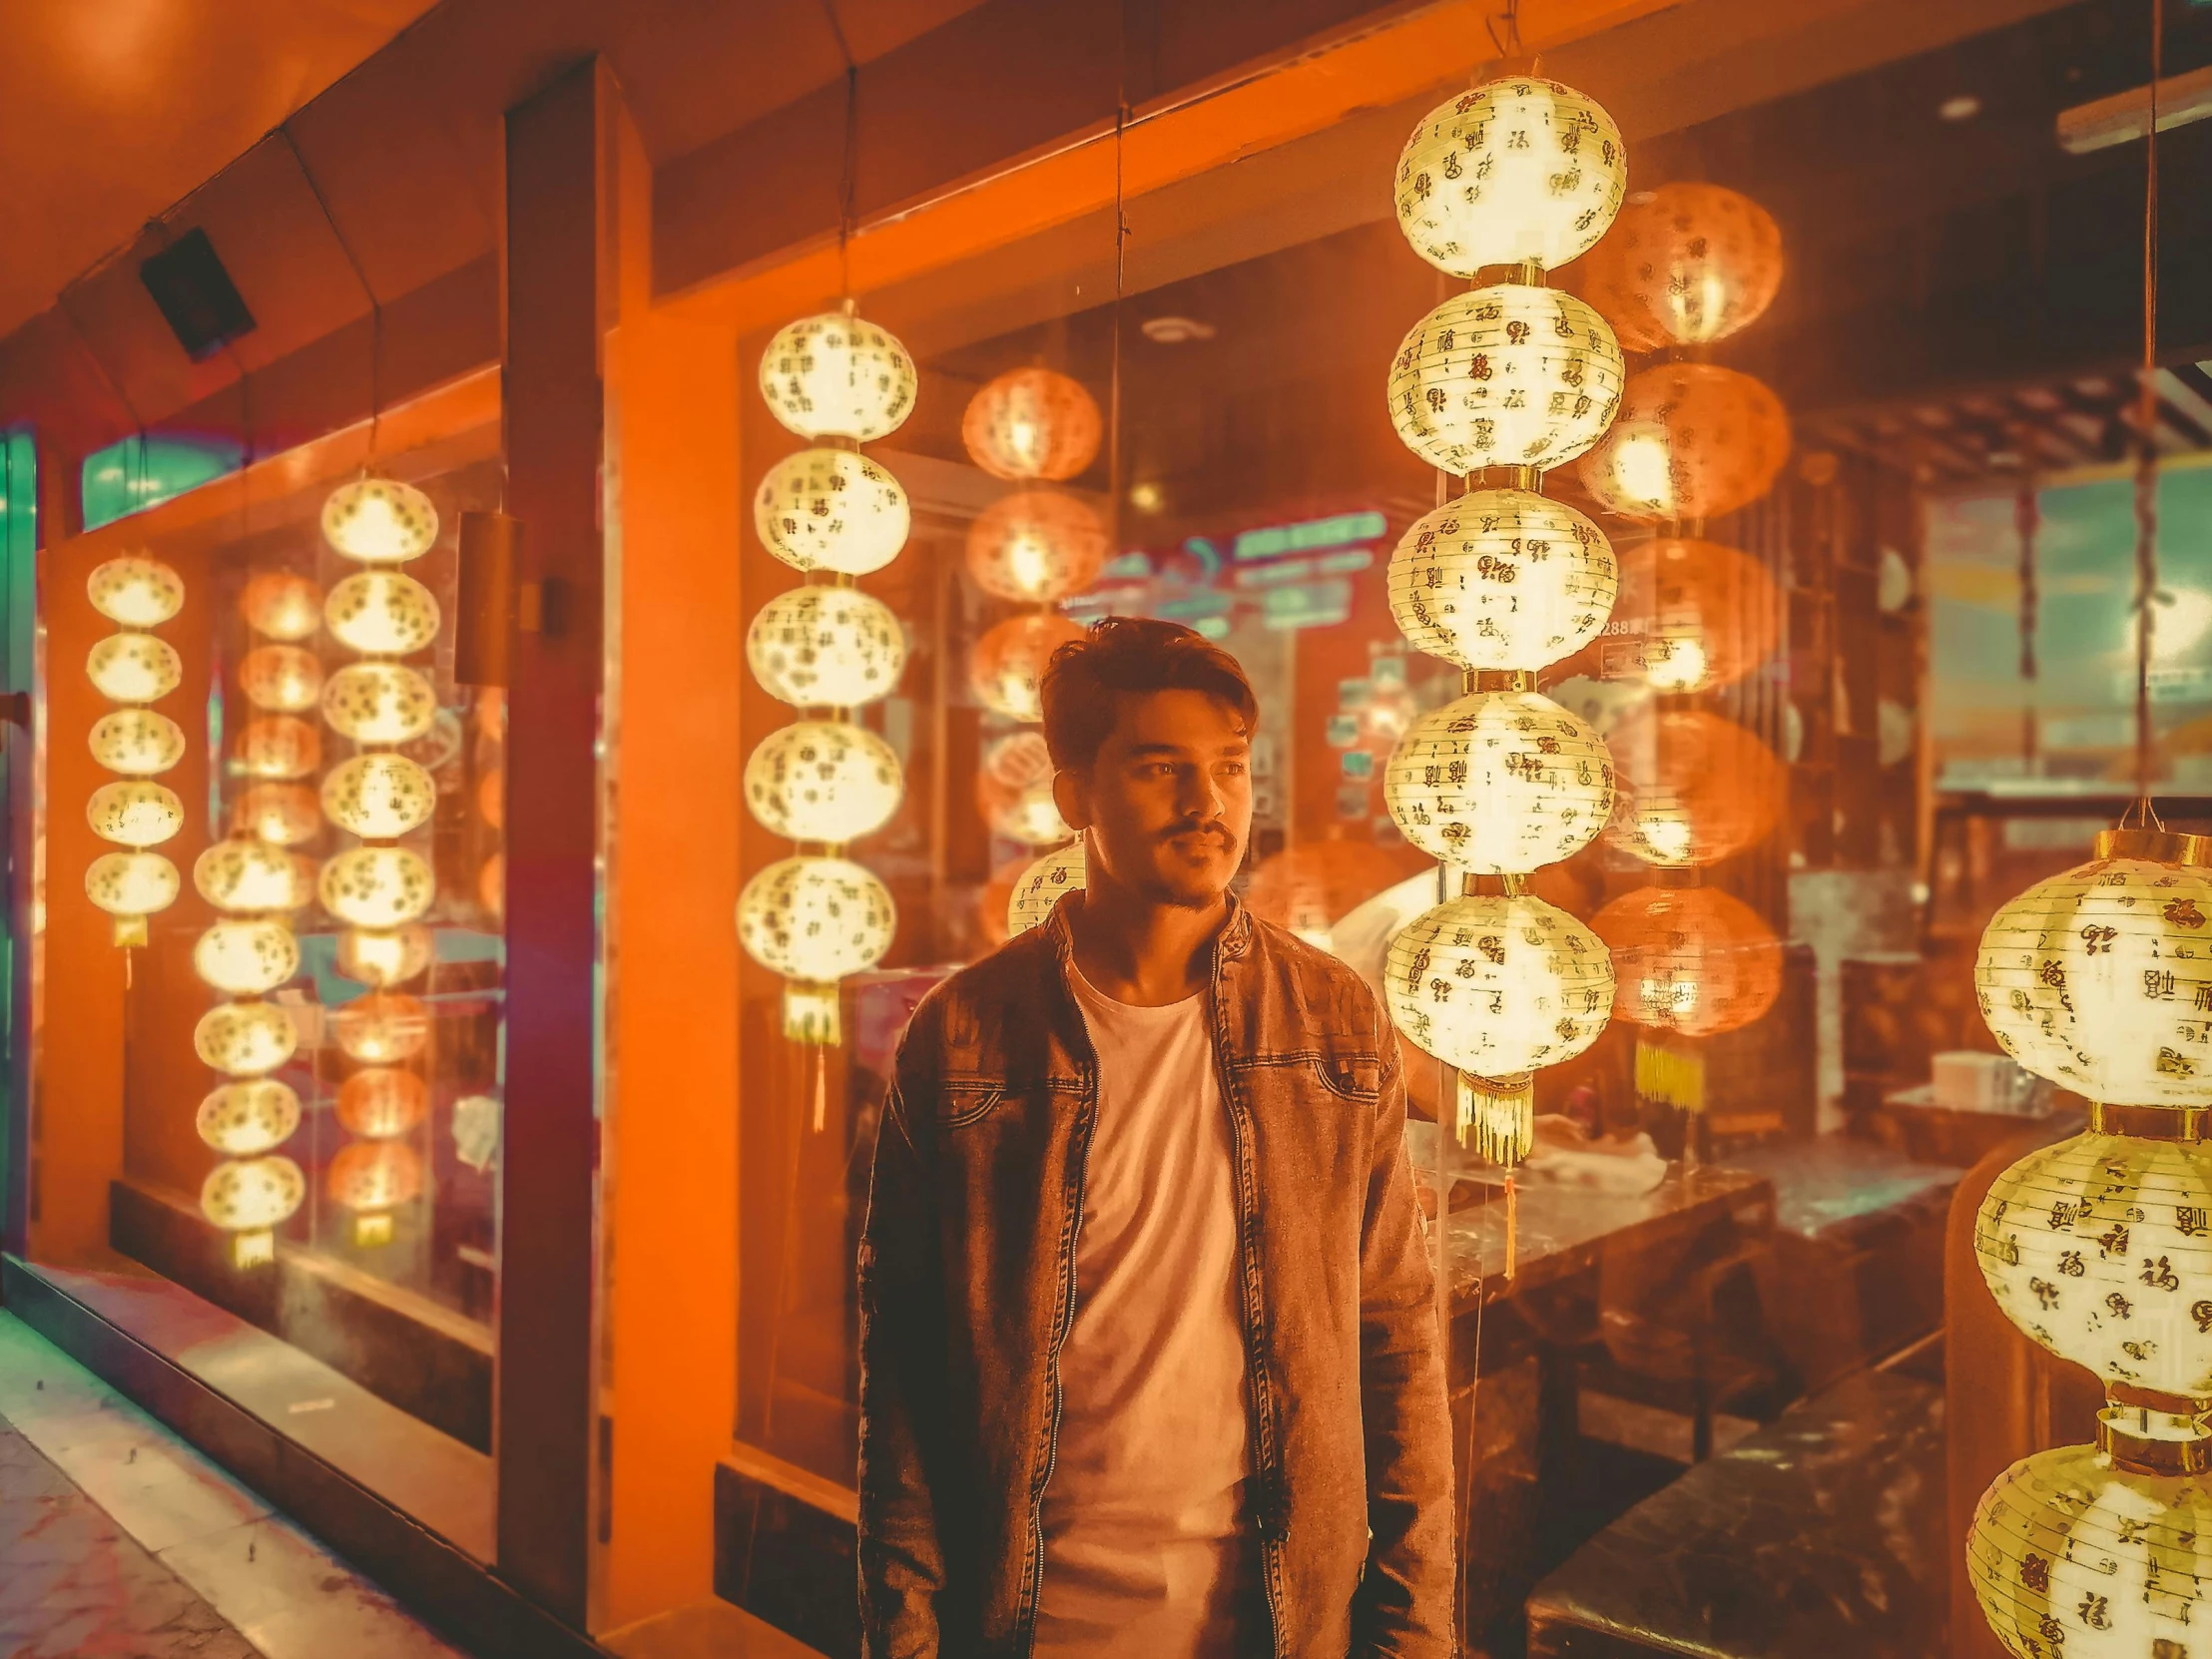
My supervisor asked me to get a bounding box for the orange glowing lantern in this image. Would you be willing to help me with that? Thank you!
[1579,183,1784,352]
[239,645,323,713]
[331,991,431,1064]
[961,367,1102,482]
[1605,709,1784,868]
[966,490,1110,603]
[1614,538,1780,693]
[238,572,322,641]
[230,783,321,847]
[335,1068,430,1140]
[976,731,1070,844]
[479,852,504,921]
[235,716,321,781]
[970,613,1088,723]
[327,1139,424,1245]
[478,769,504,830]
[1245,840,1421,951]
[1590,883,1783,1037]
[1576,363,1791,524]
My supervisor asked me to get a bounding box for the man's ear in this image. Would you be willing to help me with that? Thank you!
[1052,767,1091,832]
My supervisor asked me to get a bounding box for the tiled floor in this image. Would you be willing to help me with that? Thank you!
[0,1311,466,1659]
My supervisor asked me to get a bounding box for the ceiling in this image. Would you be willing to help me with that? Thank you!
[0,0,444,339]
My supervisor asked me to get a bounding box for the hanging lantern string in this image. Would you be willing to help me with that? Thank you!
[815,0,860,299]
[1109,27,1128,563]
[2132,0,2163,805]
[2014,427,2039,773]
[1484,0,1524,60]
[283,128,382,463]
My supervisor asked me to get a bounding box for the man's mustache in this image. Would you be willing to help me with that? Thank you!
[1160,821,1234,847]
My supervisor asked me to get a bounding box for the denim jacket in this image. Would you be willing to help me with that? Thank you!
[856,891,1455,1658]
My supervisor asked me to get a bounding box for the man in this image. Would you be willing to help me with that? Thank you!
[858,617,1454,1658]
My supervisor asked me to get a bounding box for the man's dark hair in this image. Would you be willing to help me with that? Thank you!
[1039,616,1259,774]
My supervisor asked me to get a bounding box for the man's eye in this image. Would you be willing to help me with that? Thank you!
[1220,762,1248,777]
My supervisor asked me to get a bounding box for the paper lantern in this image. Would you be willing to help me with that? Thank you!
[744,720,902,843]
[196,1081,301,1157]
[85,851,180,943]
[977,731,1070,845]
[235,715,321,781]
[322,478,438,564]
[239,572,321,641]
[1968,1421,2212,1659]
[324,572,441,656]
[1976,1128,2212,1394]
[962,367,1102,482]
[240,645,322,713]
[87,780,183,848]
[759,311,917,442]
[322,754,438,839]
[1393,77,1627,276]
[327,1138,424,1217]
[194,919,300,997]
[320,846,435,928]
[1386,490,1615,671]
[1383,890,1615,1078]
[87,556,184,627]
[1605,709,1783,867]
[966,490,1110,603]
[754,447,910,576]
[336,1068,430,1140]
[1614,537,1780,692]
[1975,847,2212,1107]
[1008,841,1086,937]
[200,1156,304,1265]
[737,853,896,1042]
[747,585,907,709]
[194,1001,297,1076]
[231,783,321,846]
[1387,285,1624,475]
[970,613,1088,723]
[1590,883,1782,1037]
[88,709,185,777]
[337,924,432,989]
[86,632,182,703]
[332,992,432,1064]
[1577,363,1791,523]
[1245,840,1415,950]
[196,839,311,912]
[1382,690,1614,873]
[1580,183,1783,352]
[321,662,437,744]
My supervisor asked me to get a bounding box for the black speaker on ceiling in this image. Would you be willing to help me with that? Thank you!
[140,229,256,362]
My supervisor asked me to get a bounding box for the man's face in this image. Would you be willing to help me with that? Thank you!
[1055,689,1253,909]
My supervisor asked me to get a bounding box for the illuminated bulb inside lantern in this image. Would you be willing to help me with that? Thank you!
[85,850,180,945]
[236,716,321,781]
[87,633,183,703]
[87,781,184,848]
[240,645,322,713]
[200,1156,304,1266]
[321,478,438,563]
[332,992,432,1064]
[196,1080,301,1157]
[1645,637,1709,692]
[87,556,185,627]
[320,845,436,928]
[194,1001,298,1076]
[970,613,1088,722]
[194,918,301,996]
[335,1068,430,1140]
[327,1140,424,1244]
[230,784,321,847]
[337,925,432,988]
[196,839,311,912]
[239,572,322,641]
[962,367,1103,482]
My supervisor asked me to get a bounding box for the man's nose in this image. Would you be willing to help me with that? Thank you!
[1178,767,1224,821]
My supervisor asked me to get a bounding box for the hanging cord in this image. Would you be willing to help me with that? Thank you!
[281,128,382,462]
[2132,0,2163,803]
[1484,0,1523,60]
[2014,430,2039,773]
[815,0,860,299]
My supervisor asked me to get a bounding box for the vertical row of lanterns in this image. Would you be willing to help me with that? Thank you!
[1377,74,1629,1174]
[739,308,912,1049]
[84,558,189,945]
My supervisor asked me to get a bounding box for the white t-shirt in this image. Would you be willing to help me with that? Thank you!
[1033,964,1257,1658]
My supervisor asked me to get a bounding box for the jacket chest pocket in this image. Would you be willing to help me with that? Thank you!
[932,1080,1003,1128]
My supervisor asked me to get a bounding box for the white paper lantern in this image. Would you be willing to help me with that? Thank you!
[745,721,902,843]
[1968,1424,2212,1659]
[1394,77,1627,276]
[195,840,312,912]
[200,1155,304,1264]
[87,780,183,848]
[322,754,438,839]
[1976,1127,2212,1396]
[87,556,185,627]
[194,919,301,996]
[760,311,917,442]
[194,1000,297,1076]
[1387,490,1616,671]
[747,585,907,709]
[1384,891,1614,1077]
[196,1080,302,1157]
[321,662,438,744]
[961,367,1102,482]
[87,632,183,704]
[88,709,186,777]
[324,571,441,656]
[755,447,910,576]
[1383,691,1614,873]
[1976,850,2212,1107]
[739,854,895,983]
[337,924,433,989]
[1008,841,1086,937]
[321,478,438,563]
[1387,285,1624,475]
[320,845,436,928]
[86,851,180,929]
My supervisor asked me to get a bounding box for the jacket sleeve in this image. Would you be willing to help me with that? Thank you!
[856,1071,947,1658]
[1351,990,1459,1658]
